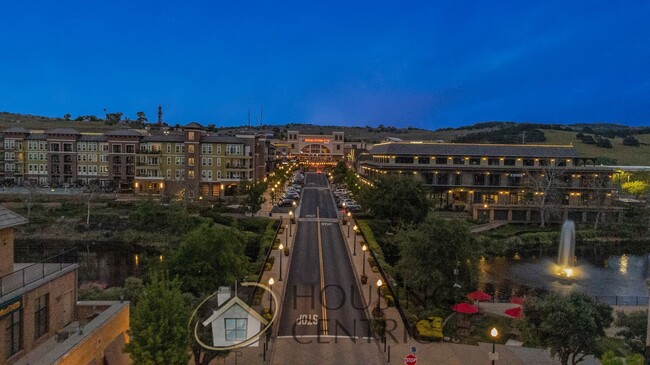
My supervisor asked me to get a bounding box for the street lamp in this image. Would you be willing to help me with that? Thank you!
[289,211,293,237]
[285,224,289,248]
[278,244,284,281]
[268,278,275,311]
[361,244,367,275]
[490,327,498,365]
[347,212,351,237]
[376,279,383,311]
[353,225,358,255]
[292,201,296,208]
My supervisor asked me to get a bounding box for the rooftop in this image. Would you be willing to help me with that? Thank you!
[0,206,28,229]
[370,141,579,158]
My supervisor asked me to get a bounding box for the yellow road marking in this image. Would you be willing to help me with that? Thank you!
[317,206,328,335]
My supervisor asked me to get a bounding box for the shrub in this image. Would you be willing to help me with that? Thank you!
[416,319,443,341]
[372,266,379,273]
[384,294,395,307]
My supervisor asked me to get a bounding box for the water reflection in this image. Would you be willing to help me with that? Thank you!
[478,252,649,301]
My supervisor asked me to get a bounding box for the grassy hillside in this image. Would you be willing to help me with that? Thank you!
[0,112,115,132]
[541,129,650,166]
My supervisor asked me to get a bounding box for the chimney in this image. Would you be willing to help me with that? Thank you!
[217,286,232,306]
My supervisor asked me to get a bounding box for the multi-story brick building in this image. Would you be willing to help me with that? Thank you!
[0,207,130,364]
[0,124,261,198]
[360,141,624,224]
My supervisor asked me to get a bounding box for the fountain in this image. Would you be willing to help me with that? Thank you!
[557,220,576,277]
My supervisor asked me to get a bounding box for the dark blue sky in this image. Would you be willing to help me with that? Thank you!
[1,1,649,129]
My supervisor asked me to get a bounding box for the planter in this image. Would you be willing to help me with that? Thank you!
[283,247,290,256]
[361,274,368,285]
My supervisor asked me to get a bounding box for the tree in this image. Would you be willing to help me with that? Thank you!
[523,292,613,365]
[332,161,348,185]
[524,167,566,227]
[596,137,613,148]
[241,180,266,217]
[84,182,101,228]
[105,112,123,125]
[584,174,612,229]
[614,310,647,353]
[623,135,640,146]
[359,174,430,225]
[63,113,71,121]
[395,215,479,293]
[622,181,649,198]
[21,180,39,219]
[136,111,148,123]
[124,273,190,365]
[169,223,248,296]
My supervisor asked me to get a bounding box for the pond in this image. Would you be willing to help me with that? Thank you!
[478,247,650,306]
[15,239,151,287]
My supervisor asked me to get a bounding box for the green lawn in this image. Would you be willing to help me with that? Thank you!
[541,129,650,166]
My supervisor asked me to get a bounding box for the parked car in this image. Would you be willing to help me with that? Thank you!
[284,192,300,200]
[345,204,361,212]
[278,198,294,207]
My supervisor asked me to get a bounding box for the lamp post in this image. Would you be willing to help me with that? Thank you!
[278,244,283,281]
[289,211,293,237]
[347,212,351,237]
[268,278,275,311]
[376,279,383,311]
[361,244,367,275]
[285,224,289,249]
[490,327,498,365]
[353,225,358,255]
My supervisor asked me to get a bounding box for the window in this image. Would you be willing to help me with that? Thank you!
[217,145,221,155]
[217,158,221,167]
[50,143,60,151]
[418,157,430,164]
[188,131,195,141]
[395,156,414,164]
[35,294,49,339]
[112,145,121,153]
[7,308,21,357]
[225,318,247,341]
[188,170,195,179]
[175,144,181,153]
[435,157,447,165]
[167,144,171,153]
[453,157,464,165]
[188,144,195,153]
[188,158,195,167]
[126,144,135,153]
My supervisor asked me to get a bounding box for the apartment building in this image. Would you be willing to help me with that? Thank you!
[1,124,259,198]
[360,142,623,224]
[0,207,130,364]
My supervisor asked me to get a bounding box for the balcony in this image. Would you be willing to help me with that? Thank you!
[0,249,78,302]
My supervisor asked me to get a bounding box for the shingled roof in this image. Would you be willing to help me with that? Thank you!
[105,129,143,137]
[47,128,81,135]
[369,142,579,159]
[0,207,28,229]
[3,127,30,134]
[200,135,245,144]
[183,122,205,130]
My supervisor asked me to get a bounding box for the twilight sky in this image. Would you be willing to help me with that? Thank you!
[1,1,649,129]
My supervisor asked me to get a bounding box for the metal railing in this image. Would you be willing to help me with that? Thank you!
[0,249,78,297]
[594,296,649,306]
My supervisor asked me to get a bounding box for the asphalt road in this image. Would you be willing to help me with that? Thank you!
[277,173,370,339]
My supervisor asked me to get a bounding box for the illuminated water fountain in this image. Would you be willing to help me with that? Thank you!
[556,220,577,278]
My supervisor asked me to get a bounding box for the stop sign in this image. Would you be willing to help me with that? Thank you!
[404,353,417,365]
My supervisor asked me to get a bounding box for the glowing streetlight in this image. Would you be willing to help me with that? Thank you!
[361,244,368,275]
[289,211,293,236]
[278,244,284,281]
[353,225,358,255]
[490,327,498,365]
[347,212,352,237]
[268,278,275,310]
[375,279,383,310]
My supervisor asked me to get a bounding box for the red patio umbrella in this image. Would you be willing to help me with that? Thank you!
[510,297,524,305]
[467,290,492,302]
[451,303,479,314]
[504,306,523,319]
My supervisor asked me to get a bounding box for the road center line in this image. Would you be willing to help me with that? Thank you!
[317,206,328,335]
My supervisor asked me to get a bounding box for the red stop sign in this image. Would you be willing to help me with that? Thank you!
[404,354,417,365]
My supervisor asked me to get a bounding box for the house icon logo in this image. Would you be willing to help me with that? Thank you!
[190,282,277,350]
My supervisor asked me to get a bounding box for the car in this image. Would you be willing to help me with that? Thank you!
[345,204,361,212]
[284,192,300,200]
[278,198,293,207]
[339,199,356,208]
